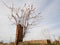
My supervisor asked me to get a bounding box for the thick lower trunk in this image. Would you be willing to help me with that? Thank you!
[16,24,23,45]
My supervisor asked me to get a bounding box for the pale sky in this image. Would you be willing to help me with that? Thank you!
[0,0,60,43]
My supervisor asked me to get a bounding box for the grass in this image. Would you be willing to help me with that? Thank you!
[23,43,40,45]
[46,44,60,45]
[23,43,60,45]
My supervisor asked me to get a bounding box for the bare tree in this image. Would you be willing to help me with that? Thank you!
[2,0,42,45]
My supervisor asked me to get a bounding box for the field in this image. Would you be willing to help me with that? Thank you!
[23,43,60,45]
[0,43,60,45]
[0,40,60,45]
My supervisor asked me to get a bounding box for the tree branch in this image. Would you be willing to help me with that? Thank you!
[12,14,17,23]
[1,0,12,9]
[30,12,42,19]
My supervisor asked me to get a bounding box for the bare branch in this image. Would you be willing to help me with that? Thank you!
[14,8,20,18]
[8,16,12,22]
[23,26,27,37]
[24,3,26,7]
[12,14,17,23]
[20,8,24,17]
[31,4,33,10]
[8,16,16,25]
[1,0,12,9]
[30,12,42,19]
[25,8,32,20]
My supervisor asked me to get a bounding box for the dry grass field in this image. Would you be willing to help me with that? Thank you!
[0,40,60,45]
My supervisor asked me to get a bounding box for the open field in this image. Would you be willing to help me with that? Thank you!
[23,43,60,45]
[0,40,60,45]
[0,43,60,45]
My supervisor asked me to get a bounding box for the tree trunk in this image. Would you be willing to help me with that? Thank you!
[16,24,23,45]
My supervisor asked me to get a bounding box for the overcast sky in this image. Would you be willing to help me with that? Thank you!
[0,0,60,43]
